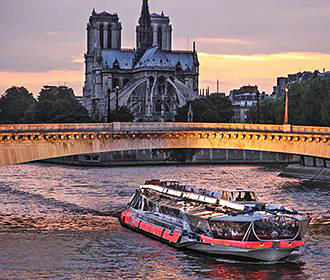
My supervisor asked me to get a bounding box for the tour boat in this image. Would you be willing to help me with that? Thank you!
[119,180,310,262]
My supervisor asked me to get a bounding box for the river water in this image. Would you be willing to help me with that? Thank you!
[0,163,329,279]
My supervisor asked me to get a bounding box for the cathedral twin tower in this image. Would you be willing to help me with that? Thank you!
[87,0,172,54]
[83,0,199,122]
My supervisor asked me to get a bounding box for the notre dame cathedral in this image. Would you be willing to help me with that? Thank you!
[82,0,200,122]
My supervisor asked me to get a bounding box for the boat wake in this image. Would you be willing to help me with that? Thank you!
[214,257,288,265]
[0,183,124,232]
[309,213,330,235]
[215,253,301,265]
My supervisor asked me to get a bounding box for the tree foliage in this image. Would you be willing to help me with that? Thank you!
[248,98,284,124]
[24,86,90,123]
[0,86,36,124]
[108,106,134,122]
[248,78,330,126]
[176,95,234,123]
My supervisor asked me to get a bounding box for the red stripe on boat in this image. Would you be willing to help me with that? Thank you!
[162,229,182,243]
[120,210,129,224]
[134,219,141,228]
[122,210,134,226]
[139,222,164,237]
[278,241,304,249]
[200,236,273,249]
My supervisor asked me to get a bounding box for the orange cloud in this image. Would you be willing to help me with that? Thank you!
[199,52,330,93]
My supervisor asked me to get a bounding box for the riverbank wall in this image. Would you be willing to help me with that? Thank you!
[280,156,330,182]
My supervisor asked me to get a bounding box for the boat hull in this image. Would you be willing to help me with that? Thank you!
[185,243,300,262]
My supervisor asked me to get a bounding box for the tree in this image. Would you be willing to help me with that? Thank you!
[25,86,91,123]
[248,78,330,126]
[248,98,283,124]
[176,95,234,123]
[108,106,134,122]
[0,86,36,124]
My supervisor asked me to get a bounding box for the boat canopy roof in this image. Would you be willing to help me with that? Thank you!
[210,213,271,222]
[137,181,307,222]
[142,180,257,203]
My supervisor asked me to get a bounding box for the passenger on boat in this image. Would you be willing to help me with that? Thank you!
[244,192,252,201]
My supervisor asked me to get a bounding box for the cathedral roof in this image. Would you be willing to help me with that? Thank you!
[135,47,194,71]
[100,47,195,72]
[101,49,135,70]
[136,47,171,68]
[166,51,195,71]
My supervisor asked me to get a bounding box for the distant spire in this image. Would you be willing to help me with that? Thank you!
[139,0,152,27]
[136,0,153,53]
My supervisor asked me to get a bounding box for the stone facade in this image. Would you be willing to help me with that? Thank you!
[229,85,266,123]
[83,0,200,122]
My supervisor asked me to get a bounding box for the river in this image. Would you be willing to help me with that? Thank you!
[0,163,329,279]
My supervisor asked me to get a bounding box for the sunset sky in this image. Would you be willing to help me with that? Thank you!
[1,0,330,96]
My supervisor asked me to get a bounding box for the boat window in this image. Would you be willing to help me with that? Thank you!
[253,216,300,240]
[186,215,212,237]
[221,192,230,200]
[143,198,157,212]
[129,191,142,210]
[159,205,182,219]
[234,191,256,202]
[209,221,250,241]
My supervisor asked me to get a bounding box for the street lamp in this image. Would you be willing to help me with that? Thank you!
[284,84,289,125]
[115,85,120,122]
[256,90,260,124]
[107,89,111,123]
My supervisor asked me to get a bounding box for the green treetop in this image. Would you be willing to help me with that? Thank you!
[0,86,36,124]
[176,95,234,123]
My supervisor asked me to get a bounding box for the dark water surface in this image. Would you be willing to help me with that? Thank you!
[0,163,329,279]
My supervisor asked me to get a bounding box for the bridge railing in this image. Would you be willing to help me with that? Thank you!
[0,122,329,135]
[113,123,330,134]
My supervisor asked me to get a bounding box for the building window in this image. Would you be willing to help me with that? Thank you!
[156,100,161,112]
[157,26,162,50]
[108,25,112,49]
[100,24,104,49]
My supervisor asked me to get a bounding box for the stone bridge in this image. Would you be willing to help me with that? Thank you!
[0,122,329,166]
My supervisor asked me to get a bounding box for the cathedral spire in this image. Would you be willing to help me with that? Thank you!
[136,0,153,54]
[139,0,152,26]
